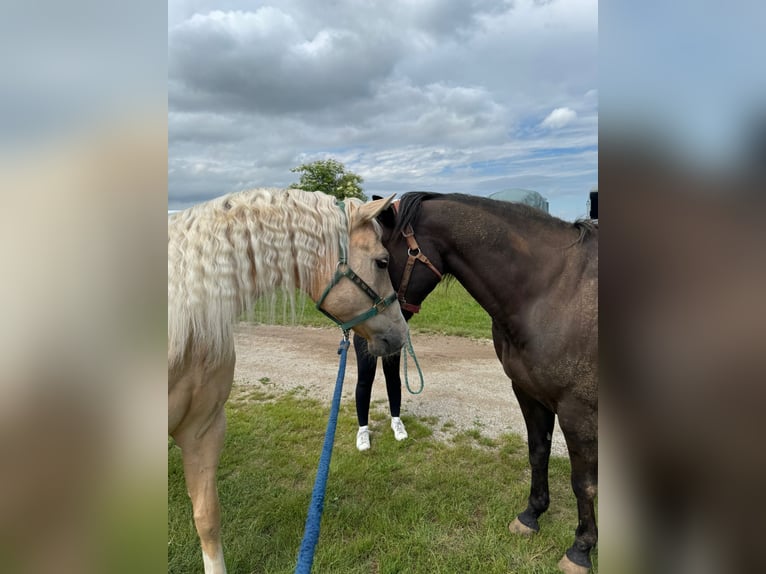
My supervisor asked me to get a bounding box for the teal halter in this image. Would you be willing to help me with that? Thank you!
[315,200,398,333]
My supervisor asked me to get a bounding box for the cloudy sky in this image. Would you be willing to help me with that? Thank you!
[169,0,597,221]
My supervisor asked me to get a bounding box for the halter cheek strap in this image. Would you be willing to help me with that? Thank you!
[391,200,443,313]
[397,223,442,313]
[316,263,398,331]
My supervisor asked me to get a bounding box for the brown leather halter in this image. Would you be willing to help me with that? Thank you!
[392,201,443,314]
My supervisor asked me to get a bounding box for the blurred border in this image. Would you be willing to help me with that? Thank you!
[0,2,167,572]
[3,1,766,573]
[600,2,766,573]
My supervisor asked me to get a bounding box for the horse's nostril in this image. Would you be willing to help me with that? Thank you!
[379,336,393,351]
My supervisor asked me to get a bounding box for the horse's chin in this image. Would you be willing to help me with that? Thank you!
[365,332,405,357]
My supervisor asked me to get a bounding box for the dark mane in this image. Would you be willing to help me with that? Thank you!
[394,191,597,245]
[573,218,598,244]
[392,191,440,237]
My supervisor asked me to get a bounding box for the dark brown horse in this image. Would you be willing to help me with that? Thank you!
[375,192,598,573]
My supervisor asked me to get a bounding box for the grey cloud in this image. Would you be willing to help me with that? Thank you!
[168,1,522,117]
[369,82,508,147]
[288,79,508,150]
[169,78,509,160]
[400,0,514,40]
[168,154,295,209]
[169,110,253,144]
[169,8,404,115]
[168,0,597,218]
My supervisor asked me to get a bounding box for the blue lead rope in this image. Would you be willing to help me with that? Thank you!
[294,334,350,574]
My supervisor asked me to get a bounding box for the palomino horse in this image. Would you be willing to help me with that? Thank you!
[168,188,408,574]
[375,192,598,573]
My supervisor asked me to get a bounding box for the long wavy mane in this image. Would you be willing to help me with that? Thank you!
[168,188,352,366]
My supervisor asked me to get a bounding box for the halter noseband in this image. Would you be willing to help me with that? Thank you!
[315,200,398,333]
[393,202,443,314]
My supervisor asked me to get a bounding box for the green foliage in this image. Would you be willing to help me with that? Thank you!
[168,395,597,573]
[289,158,367,201]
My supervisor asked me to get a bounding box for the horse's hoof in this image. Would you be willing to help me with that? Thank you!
[508,517,537,535]
[557,554,589,574]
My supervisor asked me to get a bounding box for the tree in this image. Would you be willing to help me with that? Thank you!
[289,158,367,201]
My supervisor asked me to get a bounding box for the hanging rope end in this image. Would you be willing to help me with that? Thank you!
[402,329,425,394]
[338,331,351,354]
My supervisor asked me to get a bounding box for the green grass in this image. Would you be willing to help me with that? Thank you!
[170,278,594,572]
[168,394,597,573]
[246,281,493,340]
[407,280,492,339]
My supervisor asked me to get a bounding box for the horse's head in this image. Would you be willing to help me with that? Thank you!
[317,195,408,356]
[375,194,445,319]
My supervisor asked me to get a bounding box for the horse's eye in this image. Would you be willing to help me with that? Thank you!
[375,258,389,269]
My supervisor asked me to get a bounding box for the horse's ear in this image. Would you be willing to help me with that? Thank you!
[376,200,396,230]
[372,194,383,201]
[370,193,397,228]
[356,194,395,223]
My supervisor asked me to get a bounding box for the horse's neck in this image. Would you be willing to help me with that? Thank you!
[435,208,568,321]
[443,238,533,321]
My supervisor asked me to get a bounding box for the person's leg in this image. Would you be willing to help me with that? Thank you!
[354,334,377,427]
[382,352,407,441]
[381,352,402,418]
[353,334,376,450]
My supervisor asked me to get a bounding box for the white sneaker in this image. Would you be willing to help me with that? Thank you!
[391,417,408,441]
[356,426,370,451]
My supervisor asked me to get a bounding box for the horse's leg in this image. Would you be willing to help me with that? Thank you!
[175,407,228,574]
[170,353,234,574]
[508,383,556,535]
[557,406,598,574]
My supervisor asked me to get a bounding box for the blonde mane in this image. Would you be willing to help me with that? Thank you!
[168,188,357,366]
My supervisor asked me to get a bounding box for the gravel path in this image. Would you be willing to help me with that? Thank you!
[233,323,568,457]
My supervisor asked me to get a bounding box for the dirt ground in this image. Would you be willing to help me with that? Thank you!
[233,323,568,457]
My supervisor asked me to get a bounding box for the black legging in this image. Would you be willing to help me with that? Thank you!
[353,332,403,427]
